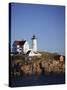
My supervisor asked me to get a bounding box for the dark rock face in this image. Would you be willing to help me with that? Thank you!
[11,58,65,76]
[32,62,42,75]
[19,60,65,76]
[41,60,65,74]
[21,64,33,75]
[20,62,42,75]
[11,52,65,76]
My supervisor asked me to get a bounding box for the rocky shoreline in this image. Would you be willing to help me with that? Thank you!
[21,60,64,75]
[11,57,65,76]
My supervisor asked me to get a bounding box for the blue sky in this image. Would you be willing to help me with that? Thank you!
[10,3,65,55]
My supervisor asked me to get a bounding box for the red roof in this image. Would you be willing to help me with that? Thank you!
[13,40,26,46]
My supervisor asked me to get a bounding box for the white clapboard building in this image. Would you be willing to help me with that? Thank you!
[12,35,41,57]
[12,40,29,54]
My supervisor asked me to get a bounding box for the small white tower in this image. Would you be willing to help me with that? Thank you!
[32,35,37,52]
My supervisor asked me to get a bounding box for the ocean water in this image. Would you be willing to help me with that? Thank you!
[10,73,65,87]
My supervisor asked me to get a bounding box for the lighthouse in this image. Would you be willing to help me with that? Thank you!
[32,35,37,52]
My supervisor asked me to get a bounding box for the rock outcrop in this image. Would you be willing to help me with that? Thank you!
[11,54,65,76]
[19,60,65,76]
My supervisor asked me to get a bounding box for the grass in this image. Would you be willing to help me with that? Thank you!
[11,51,64,65]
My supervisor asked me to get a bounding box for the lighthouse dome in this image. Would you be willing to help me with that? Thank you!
[32,35,36,39]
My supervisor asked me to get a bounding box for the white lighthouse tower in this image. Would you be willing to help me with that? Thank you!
[32,35,37,52]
